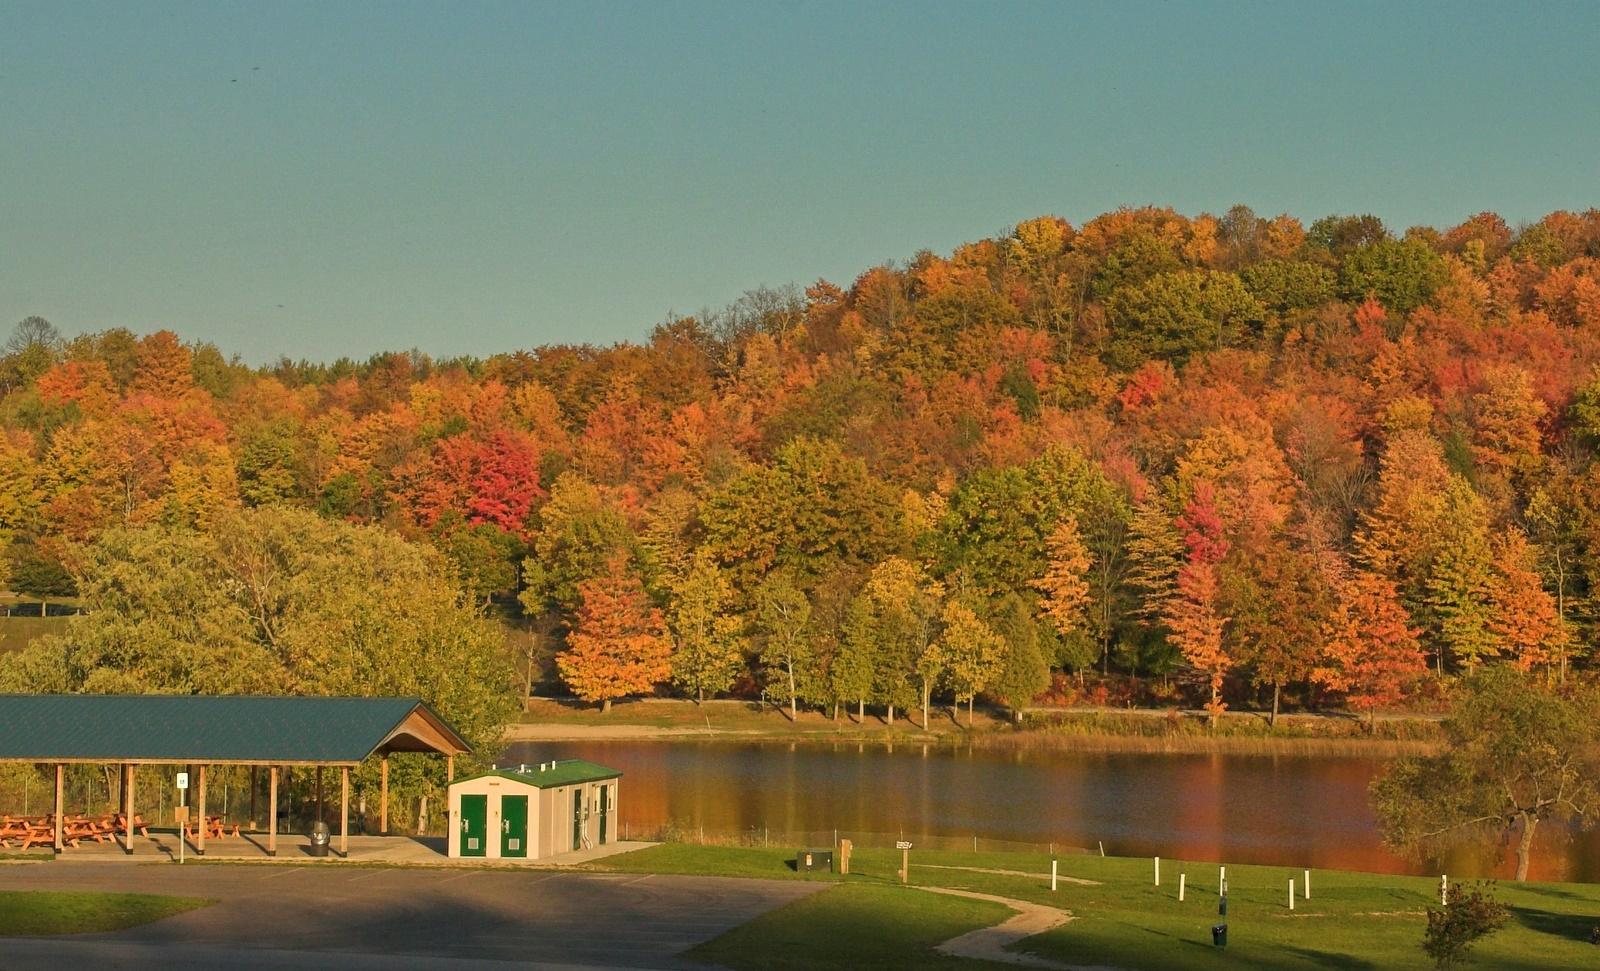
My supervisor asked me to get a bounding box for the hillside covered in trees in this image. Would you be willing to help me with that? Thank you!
[5,205,1600,725]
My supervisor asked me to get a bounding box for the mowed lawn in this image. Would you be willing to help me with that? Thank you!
[592,844,1600,970]
[0,889,212,936]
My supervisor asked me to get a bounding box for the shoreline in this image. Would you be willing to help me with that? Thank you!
[504,705,1441,757]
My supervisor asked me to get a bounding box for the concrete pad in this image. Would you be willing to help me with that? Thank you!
[47,831,649,867]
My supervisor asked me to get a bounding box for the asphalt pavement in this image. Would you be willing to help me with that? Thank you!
[0,861,824,969]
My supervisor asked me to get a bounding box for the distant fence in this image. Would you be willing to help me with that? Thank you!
[619,820,1093,856]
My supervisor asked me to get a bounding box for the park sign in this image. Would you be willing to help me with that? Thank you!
[896,840,912,849]
[175,771,189,790]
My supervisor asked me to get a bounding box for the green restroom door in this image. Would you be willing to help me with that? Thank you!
[460,794,487,857]
[598,784,609,845]
[571,789,583,851]
[501,794,528,858]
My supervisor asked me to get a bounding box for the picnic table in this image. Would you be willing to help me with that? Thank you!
[184,814,240,841]
[0,815,54,850]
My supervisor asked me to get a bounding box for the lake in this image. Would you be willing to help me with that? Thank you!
[504,738,1600,882]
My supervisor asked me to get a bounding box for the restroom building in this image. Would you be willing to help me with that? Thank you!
[446,759,620,860]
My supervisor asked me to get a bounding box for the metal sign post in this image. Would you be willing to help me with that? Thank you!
[175,773,190,864]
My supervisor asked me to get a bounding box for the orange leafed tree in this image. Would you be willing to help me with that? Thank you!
[557,555,671,712]
[1163,482,1230,728]
[1034,514,1092,636]
[1316,568,1424,731]
[1489,530,1567,673]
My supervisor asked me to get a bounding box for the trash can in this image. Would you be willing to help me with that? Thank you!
[309,821,330,858]
[797,850,832,872]
[1212,924,1227,948]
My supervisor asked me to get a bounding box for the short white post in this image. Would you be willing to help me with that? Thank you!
[1098,841,1104,857]
[1440,875,1448,905]
[1219,865,1226,894]
[1179,872,1186,901]
[1051,860,1058,892]
[1154,856,1160,886]
[1303,869,1311,900]
[1288,879,1295,910]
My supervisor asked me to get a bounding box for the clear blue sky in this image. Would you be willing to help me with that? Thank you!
[4,1,1598,364]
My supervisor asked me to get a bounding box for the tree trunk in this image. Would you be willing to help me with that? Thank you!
[967,696,974,728]
[1515,812,1537,881]
[1368,706,1377,735]
[1270,681,1280,729]
[858,699,864,724]
[921,680,930,730]
[887,704,894,727]
[788,661,797,722]
[601,698,611,714]
[832,701,839,723]
[696,687,703,704]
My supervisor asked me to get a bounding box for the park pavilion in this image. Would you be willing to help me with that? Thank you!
[0,694,470,857]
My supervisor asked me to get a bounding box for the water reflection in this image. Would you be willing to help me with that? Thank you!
[504,739,1599,882]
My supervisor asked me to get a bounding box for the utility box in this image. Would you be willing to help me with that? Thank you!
[797,849,832,872]
[447,760,621,860]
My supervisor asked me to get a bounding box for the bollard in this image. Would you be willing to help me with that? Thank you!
[1289,879,1295,911]
[1051,859,1058,892]
[1098,841,1105,857]
[1179,872,1186,902]
[1219,865,1226,894]
[1304,869,1310,900]
[1155,856,1161,886]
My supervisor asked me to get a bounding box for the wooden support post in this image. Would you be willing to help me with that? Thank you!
[380,756,389,835]
[196,765,207,856]
[1179,872,1186,901]
[124,764,135,854]
[446,755,454,783]
[1288,879,1295,910]
[249,767,258,830]
[53,763,63,852]
[340,767,350,858]
[268,767,278,857]
[900,844,909,884]
[315,766,324,824]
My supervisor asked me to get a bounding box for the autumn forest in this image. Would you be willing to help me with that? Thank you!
[6,205,1600,727]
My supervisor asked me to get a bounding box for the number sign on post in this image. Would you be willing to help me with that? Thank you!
[896,840,912,883]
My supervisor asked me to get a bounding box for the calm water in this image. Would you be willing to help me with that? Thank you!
[505,739,1600,883]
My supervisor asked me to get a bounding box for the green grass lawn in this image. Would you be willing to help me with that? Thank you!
[0,890,211,936]
[591,844,1600,970]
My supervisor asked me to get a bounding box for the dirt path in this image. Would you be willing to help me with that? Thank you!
[919,887,1123,971]
[917,863,1101,886]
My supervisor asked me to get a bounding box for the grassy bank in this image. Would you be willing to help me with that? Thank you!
[589,844,1599,970]
[0,890,211,936]
[513,697,1441,755]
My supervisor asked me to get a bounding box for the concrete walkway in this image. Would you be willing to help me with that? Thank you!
[920,887,1123,971]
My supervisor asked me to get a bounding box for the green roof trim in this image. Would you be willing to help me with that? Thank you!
[461,759,622,789]
[0,694,471,764]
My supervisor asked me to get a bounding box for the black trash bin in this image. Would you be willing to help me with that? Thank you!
[309,821,331,858]
[797,850,833,872]
[1212,924,1227,948]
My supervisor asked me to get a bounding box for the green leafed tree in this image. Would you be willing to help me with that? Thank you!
[1371,667,1600,881]
[668,549,746,703]
[751,570,815,720]
[934,598,1007,726]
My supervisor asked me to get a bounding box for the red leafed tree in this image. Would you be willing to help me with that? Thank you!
[1488,530,1567,673]
[1163,482,1231,728]
[1316,568,1424,732]
[410,429,543,536]
[557,555,671,712]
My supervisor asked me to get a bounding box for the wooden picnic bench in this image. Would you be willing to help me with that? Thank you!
[184,815,240,841]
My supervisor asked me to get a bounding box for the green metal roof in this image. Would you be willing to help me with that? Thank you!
[464,759,621,789]
[0,694,471,764]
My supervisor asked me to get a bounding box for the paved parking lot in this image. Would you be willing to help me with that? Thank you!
[0,861,824,969]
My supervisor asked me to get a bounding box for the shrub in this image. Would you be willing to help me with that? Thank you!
[1423,881,1508,970]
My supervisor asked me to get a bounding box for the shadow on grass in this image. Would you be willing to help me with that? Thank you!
[1277,944,1379,970]
[1508,904,1597,944]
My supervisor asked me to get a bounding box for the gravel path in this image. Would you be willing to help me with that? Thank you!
[919,887,1124,971]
